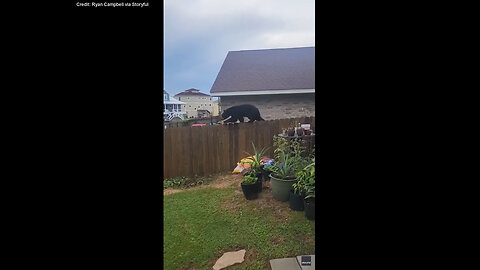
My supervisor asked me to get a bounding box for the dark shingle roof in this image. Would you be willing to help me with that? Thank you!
[210,47,314,93]
[175,88,211,97]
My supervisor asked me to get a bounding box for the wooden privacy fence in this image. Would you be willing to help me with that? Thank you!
[164,116,223,128]
[163,117,315,179]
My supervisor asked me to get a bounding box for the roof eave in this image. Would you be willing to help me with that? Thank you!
[211,89,315,97]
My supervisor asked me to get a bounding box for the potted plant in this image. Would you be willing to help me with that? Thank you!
[290,180,306,211]
[244,142,269,192]
[286,127,295,136]
[290,158,314,211]
[241,174,259,200]
[267,136,306,201]
[286,120,297,137]
[296,123,304,136]
[303,159,315,220]
[304,190,315,220]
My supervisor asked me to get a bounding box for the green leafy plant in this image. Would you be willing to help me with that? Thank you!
[267,154,300,179]
[244,142,269,175]
[163,176,188,189]
[267,136,307,179]
[305,185,315,199]
[294,158,315,195]
[242,174,258,184]
[273,136,290,160]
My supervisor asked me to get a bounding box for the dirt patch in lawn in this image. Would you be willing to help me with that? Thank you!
[270,236,284,246]
[299,234,315,246]
[210,174,243,189]
[164,189,184,196]
[221,183,291,222]
[164,174,243,196]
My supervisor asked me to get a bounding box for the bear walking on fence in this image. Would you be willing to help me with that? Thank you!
[220,104,264,123]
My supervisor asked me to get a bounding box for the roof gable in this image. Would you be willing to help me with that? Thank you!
[210,47,315,94]
[175,88,211,97]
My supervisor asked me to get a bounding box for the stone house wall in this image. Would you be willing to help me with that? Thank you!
[218,93,315,120]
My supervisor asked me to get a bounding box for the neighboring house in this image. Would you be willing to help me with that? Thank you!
[210,47,315,120]
[212,99,220,116]
[174,88,213,119]
[164,90,187,122]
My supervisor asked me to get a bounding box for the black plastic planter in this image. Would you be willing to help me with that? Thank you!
[241,182,259,200]
[289,190,305,211]
[304,198,315,220]
[255,172,263,192]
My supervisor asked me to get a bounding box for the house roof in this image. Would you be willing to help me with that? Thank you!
[164,90,185,105]
[164,97,185,105]
[210,47,315,95]
[175,88,211,97]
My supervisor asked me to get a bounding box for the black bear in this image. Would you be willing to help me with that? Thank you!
[221,104,264,123]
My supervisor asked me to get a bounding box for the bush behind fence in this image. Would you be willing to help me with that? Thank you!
[163,117,315,179]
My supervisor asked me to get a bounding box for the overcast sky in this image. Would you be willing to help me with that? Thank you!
[164,0,315,97]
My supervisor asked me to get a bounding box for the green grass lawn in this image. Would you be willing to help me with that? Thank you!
[163,184,315,269]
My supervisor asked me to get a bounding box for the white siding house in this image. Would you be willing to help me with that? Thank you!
[164,90,187,122]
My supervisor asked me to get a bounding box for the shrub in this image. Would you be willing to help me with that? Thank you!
[163,177,187,189]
